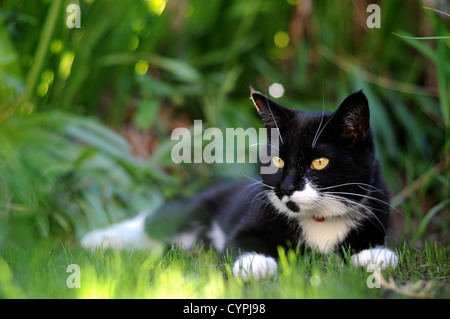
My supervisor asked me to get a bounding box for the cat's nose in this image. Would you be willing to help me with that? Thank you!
[280,176,296,195]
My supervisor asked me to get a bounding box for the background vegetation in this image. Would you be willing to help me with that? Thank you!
[0,0,448,298]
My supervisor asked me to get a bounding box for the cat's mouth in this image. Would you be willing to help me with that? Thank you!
[269,184,336,221]
[284,199,324,217]
[277,192,322,216]
[266,182,323,217]
[283,201,326,222]
[282,198,328,222]
[268,187,353,224]
[280,183,320,213]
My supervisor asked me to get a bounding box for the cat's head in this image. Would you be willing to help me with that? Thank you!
[250,88,380,220]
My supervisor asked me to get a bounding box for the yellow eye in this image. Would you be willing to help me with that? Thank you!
[311,157,329,170]
[272,156,285,168]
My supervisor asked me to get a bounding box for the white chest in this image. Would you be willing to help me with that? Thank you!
[299,218,355,254]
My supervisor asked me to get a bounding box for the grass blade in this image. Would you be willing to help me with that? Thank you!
[24,0,62,106]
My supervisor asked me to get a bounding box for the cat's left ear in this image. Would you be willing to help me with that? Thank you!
[333,90,370,144]
[250,86,293,129]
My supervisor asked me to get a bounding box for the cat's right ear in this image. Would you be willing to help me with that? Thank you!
[332,90,370,145]
[250,86,292,129]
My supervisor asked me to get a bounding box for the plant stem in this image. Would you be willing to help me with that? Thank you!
[24,0,62,108]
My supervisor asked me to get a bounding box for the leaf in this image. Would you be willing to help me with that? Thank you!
[52,212,72,233]
[392,33,450,40]
[392,31,450,76]
[435,22,449,129]
[134,100,159,130]
[63,115,144,170]
[24,0,63,106]
[95,53,202,83]
[416,199,450,241]
[356,82,398,159]
[148,54,201,83]
[35,213,50,238]
[0,17,25,112]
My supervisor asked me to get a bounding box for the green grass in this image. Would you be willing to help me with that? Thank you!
[0,241,447,299]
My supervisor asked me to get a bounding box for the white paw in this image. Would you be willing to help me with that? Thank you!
[81,214,160,250]
[232,253,278,282]
[351,247,398,269]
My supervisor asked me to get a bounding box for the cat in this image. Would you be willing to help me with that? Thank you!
[82,87,398,281]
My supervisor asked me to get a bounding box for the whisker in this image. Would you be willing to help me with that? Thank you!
[263,91,284,145]
[316,182,385,194]
[323,191,402,215]
[320,193,388,235]
[243,180,264,188]
[323,192,392,235]
[307,195,372,233]
[249,190,277,213]
[243,174,274,189]
[312,86,326,149]
[311,93,340,149]
[249,143,280,152]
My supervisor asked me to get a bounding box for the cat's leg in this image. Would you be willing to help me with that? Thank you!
[81,213,162,250]
[81,198,213,250]
[232,252,278,282]
[351,247,398,269]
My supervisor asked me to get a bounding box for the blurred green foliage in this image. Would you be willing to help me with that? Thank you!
[0,0,448,248]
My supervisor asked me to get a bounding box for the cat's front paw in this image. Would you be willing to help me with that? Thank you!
[351,247,398,269]
[232,252,278,282]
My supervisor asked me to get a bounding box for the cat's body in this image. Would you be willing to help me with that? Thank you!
[82,88,398,280]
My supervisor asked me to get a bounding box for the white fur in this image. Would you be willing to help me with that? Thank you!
[268,184,323,219]
[82,216,227,253]
[207,222,226,252]
[268,183,354,218]
[171,229,200,250]
[81,213,161,250]
[299,217,355,254]
[268,192,292,216]
[290,183,319,208]
[232,252,278,282]
[267,183,360,254]
[351,247,398,269]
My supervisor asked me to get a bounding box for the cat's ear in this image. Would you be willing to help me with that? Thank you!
[333,90,370,144]
[250,86,292,129]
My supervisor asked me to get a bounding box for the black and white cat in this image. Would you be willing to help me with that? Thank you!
[82,88,398,281]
